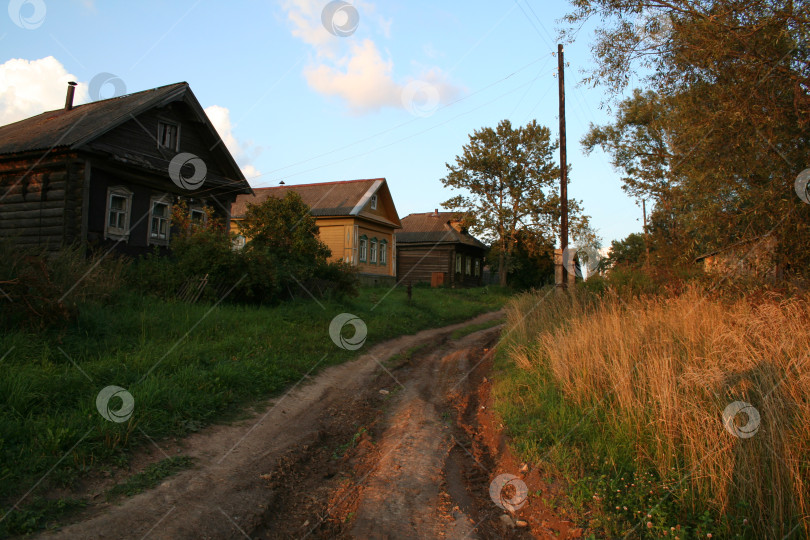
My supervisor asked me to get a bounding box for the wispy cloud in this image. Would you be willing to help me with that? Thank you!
[204,105,263,179]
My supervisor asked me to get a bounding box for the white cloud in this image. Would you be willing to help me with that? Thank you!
[0,56,89,126]
[282,0,463,115]
[204,105,262,180]
[282,0,339,55]
[304,39,400,112]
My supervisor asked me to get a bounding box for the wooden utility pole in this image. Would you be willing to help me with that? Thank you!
[558,43,569,288]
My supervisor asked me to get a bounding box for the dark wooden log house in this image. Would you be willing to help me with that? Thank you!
[0,82,252,255]
[395,210,488,287]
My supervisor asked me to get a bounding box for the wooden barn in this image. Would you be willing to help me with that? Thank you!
[0,82,252,255]
[395,210,488,287]
[231,178,401,285]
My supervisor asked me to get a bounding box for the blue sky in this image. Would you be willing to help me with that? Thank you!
[1,0,646,245]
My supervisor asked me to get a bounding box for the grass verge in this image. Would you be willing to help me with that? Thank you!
[449,316,504,340]
[492,286,809,539]
[106,456,194,500]
[0,285,509,536]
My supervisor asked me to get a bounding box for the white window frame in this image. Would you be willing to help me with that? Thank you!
[379,240,387,265]
[353,226,359,265]
[474,259,481,277]
[455,253,462,273]
[359,236,368,262]
[466,256,472,275]
[369,194,378,210]
[148,194,172,246]
[157,120,180,151]
[104,186,133,241]
[370,238,378,264]
[232,235,246,251]
[189,206,207,226]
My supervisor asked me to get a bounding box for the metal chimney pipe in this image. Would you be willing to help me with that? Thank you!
[65,81,77,110]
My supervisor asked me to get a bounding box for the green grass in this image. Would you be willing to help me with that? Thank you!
[106,456,194,500]
[0,285,509,537]
[449,316,504,340]
[0,498,86,537]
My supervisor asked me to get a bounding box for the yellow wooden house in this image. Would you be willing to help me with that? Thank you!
[230,178,402,283]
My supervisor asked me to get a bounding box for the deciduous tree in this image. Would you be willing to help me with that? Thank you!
[441,119,590,286]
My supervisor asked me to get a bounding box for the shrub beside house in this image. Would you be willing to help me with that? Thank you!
[231,178,401,287]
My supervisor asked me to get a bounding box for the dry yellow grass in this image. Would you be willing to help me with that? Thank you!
[505,287,810,537]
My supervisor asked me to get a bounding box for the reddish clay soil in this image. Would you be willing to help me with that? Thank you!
[36,311,585,539]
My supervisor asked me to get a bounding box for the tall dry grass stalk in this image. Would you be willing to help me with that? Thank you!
[506,287,810,537]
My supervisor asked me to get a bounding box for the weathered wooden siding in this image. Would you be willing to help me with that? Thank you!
[86,102,235,189]
[397,245,454,284]
[397,244,486,286]
[0,151,84,251]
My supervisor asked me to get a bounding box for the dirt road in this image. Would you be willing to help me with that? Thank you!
[40,311,579,539]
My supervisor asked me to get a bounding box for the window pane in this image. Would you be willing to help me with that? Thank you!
[108,211,116,228]
[159,123,177,148]
[110,195,125,211]
[116,213,125,230]
[153,202,168,217]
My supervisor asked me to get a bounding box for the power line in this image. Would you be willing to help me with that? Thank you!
[523,1,557,47]
[514,0,554,51]
[261,69,558,187]
[246,54,553,184]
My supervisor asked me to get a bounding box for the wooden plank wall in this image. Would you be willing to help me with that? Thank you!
[396,245,453,284]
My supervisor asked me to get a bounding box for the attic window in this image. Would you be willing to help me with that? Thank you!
[158,121,179,150]
[369,194,378,210]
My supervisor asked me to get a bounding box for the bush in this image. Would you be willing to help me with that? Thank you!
[0,241,124,329]
[127,194,358,305]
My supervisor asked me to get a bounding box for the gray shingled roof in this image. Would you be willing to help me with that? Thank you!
[0,82,251,194]
[396,212,488,249]
[232,179,399,228]
[0,83,188,155]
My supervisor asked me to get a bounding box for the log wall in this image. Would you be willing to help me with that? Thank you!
[0,151,84,251]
